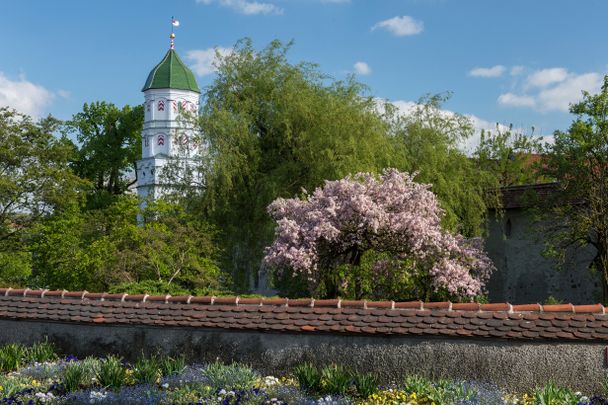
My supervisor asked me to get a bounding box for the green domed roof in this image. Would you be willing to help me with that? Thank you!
[142,49,200,93]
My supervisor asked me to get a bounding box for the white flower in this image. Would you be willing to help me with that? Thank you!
[219,388,227,395]
[161,383,169,389]
[264,376,280,386]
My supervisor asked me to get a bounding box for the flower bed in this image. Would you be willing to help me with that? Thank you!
[0,342,606,404]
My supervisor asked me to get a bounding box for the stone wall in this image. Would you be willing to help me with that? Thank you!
[485,208,602,304]
[0,319,606,393]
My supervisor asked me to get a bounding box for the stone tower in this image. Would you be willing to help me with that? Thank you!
[136,37,201,204]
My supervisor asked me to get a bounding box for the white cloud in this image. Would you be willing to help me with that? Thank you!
[196,0,283,15]
[186,47,233,76]
[536,72,602,112]
[510,65,524,76]
[526,68,569,88]
[497,68,602,112]
[469,65,506,78]
[497,93,536,108]
[371,16,423,37]
[0,72,54,117]
[387,98,544,153]
[353,61,371,76]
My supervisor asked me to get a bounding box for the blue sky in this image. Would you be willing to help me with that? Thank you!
[2,0,608,142]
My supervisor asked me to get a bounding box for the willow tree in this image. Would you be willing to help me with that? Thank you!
[194,39,397,290]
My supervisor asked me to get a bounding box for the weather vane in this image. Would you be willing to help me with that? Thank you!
[170,16,180,49]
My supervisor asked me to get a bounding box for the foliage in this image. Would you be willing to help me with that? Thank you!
[353,372,378,397]
[192,39,399,291]
[320,364,352,395]
[474,123,544,189]
[25,339,58,364]
[132,355,161,385]
[0,373,33,398]
[0,251,32,287]
[401,375,479,404]
[31,195,225,293]
[294,362,322,393]
[0,107,87,282]
[532,382,579,405]
[63,101,143,209]
[265,169,495,300]
[532,76,608,297]
[158,355,186,377]
[96,355,127,390]
[384,94,497,237]
[0,344,26,372]
[186,39,497,293]
[62,361,88,392]
[201,362,259,391]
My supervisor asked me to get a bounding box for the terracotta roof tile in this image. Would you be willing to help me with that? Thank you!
[0,291,606,342]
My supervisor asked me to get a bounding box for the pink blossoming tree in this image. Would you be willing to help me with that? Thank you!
[264,169,495,301]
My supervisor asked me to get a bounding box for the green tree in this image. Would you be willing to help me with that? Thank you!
[385,94,497,236]
[192,39,397,291]
[474,123,544,188]
[31,196,224,293]
[63,102,143,208]
[0,107,86,285]
[538,76,608,296]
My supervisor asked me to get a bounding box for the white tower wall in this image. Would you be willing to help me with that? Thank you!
[136,88,201,204]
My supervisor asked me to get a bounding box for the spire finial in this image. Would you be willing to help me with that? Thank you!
[170,17,180,49]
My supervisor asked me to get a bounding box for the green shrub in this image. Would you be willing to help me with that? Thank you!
[353,371,378,397]
[159,354,186,377]
[0,343,27,371]
[62,361,87,392]
[132,355,161,385]
[26,339,58,363]
[294,362,322,393]
[96,355,127,390]
[533,382,578,405]
[321,364,352,395]
[403,375,434,397]
[202,362,259,391]
[80,356,101,383]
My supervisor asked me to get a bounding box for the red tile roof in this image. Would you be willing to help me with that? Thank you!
[1,288,607,341]
[499,182,559,209]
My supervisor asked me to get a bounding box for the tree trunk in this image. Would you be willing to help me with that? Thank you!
[351,249,363,300]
